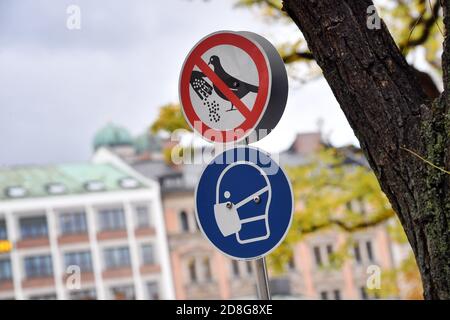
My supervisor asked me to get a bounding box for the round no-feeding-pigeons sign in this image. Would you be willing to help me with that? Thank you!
[179,31,288,143]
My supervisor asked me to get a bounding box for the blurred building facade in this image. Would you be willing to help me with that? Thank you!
[118,127,405,300]
[0,149,174,300]
[275,133,395,299]
[0,121,410,300]
[92,124,258,299]
[132,152,257,299]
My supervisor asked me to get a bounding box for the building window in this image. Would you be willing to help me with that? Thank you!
[119,177,139,189]
[29,293,57,300]
[246,261,253,274]
[98,208,126,231]
[163,176,183,189]
[136,206,150,228]
[288,256,295,270]
[24,255,53,278]
[69,289,96,300]
[180,211,189,232]
[326,244,334,263]
[60,211,87,235]
[19,216,48,239]
[46,183,66,195]
[203,258,212,281]
[64,251,93,272]
[354,242,362,264]
[84,181,104,192]
[103,247,131,269]
[333,289,341,300]
[345,201,352,211]
[347,199,366,214]
[313,246,322,266]
[0,259,12,281]
[0,220,7,239]
[188,259,197,283]
[231,260,240,278]
[320,291,328,300]
[270,278,291,296]
[360,287,368,300]
[366,241,374,262]
[5,186,27,198]
[141,244,155,265]
[111,285,135,300]
[358,198,367,215]
[194,218,201,232]
[147,282,159,300]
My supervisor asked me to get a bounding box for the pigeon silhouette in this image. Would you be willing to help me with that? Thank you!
[208,55,259,112]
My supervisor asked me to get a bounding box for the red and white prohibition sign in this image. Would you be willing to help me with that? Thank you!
[179,31,287,143]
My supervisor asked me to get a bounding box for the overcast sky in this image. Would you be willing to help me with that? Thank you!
[0,0,358,167]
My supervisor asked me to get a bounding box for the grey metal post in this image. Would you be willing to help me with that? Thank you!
[254,257,271,300]
[242,137,271,301]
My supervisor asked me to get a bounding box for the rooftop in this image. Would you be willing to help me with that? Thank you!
[0,163,145,201]
[93,123,133,150]
[129,133,368,195]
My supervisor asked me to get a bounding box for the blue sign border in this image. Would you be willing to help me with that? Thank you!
[195,146,294,260]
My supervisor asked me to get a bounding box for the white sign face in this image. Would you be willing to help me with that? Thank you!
[180,31,288,144]
[189,45,260,131]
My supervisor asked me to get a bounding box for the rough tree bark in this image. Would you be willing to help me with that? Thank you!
[281,0,450,299]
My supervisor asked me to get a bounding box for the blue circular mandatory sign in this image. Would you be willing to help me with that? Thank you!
[195,146,294,260]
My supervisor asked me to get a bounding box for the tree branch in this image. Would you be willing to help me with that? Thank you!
[298,212,393,235]
[399,0,441,51]
[281,0,428,159]
[282,50,314,63]
[278,1,442,98]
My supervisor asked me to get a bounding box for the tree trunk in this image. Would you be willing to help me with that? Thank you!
[282,0,450,299]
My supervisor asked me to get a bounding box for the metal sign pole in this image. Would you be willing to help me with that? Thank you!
[242,137,271,301]
[254,257,271,300]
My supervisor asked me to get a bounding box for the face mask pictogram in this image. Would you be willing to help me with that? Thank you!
[214,161,272,244]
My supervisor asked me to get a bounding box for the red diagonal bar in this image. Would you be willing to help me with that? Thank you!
[195,58,252,118]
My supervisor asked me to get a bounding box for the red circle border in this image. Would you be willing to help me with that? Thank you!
[180,32,270,143]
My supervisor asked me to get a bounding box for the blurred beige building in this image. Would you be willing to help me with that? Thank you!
[98,122,407,300]
[0,123,411,300]
[275,133,395,299]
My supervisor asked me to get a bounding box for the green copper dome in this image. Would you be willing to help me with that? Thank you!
[93,123,133,150]
[134,132,163,155]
